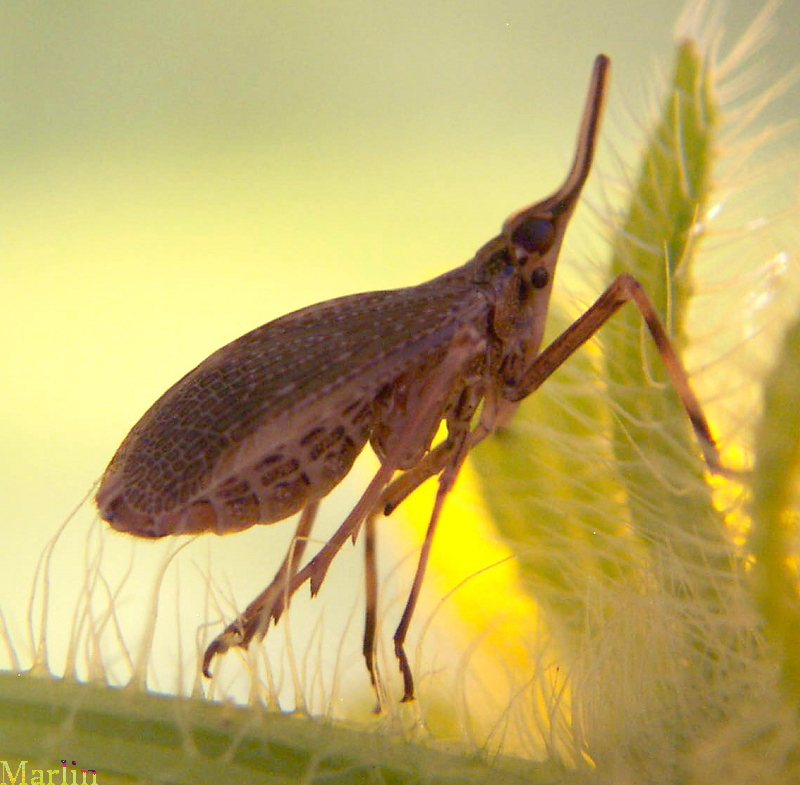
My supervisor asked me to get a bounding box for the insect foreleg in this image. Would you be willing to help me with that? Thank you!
[513,272,733,477]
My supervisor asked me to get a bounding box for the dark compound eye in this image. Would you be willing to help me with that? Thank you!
[511,217,555,254]
[530,267,549,289]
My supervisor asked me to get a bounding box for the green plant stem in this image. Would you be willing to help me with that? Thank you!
[0,670,564,785]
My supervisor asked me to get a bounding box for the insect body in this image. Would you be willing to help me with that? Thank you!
[96,54,726,701]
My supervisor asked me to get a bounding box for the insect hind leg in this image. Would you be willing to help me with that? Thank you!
[202,500,319,677]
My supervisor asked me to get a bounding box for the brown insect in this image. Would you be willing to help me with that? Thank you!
[96,54,728,702]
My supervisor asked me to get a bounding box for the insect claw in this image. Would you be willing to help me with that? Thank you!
[202,636,230,678]
[202,616,256,677]
[395,639,415,702]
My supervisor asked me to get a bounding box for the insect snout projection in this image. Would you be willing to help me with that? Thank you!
[96,53,728,703]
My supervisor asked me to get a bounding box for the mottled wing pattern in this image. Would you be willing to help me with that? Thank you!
[96,262,492,536]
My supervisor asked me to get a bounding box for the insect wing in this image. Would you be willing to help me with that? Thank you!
[96,264,488,536]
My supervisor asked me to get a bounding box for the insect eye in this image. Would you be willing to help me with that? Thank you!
[530,267,549,289]
[511,217,555,254]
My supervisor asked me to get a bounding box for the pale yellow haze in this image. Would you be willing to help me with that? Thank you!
[1,0,797,712]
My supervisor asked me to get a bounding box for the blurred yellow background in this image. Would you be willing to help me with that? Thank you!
[1,1,797,712]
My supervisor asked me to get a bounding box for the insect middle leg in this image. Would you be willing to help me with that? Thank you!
[359,417,494,698]
[392,420,473,701]
[362,507,384,707]
[361,438,460,705]
[361,381,483,701]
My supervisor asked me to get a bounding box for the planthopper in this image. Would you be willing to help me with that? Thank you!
[96,54,730,702]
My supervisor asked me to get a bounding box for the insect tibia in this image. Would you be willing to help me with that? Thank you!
[516,272,740,481]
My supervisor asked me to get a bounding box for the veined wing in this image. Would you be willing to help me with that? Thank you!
[96,260,490,530]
